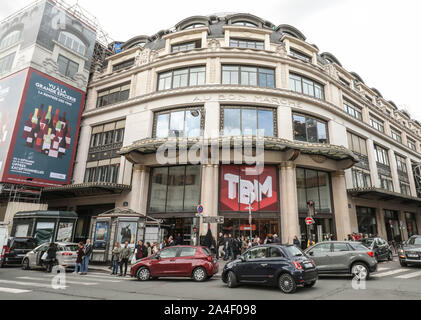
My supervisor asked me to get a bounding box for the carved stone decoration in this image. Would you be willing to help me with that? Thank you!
[15,54,27,70]
[275,44,287,58]
[42,57,59,75]
[73,73,88,90]
[310,155,327,164]
[323,64,339,81]
[135,48,151,66]
[207,38,220,52]
[149,50,159,63]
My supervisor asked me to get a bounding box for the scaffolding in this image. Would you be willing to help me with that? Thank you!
[0,184,42,204]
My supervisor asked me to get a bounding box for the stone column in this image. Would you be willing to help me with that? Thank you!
[279,162,299,244]
[399,211,409,241]
[406,157,417,197]
[376,207,387,239]
[331,171,352,241]
[366,139,380,188]
[129,165,150,215]
[388,149,400,193]
[200,164,216,236]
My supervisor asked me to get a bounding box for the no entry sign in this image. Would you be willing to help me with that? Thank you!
[305,217,315,225]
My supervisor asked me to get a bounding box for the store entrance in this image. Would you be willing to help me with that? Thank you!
[220,218,279,240]
[161,218,194,245]
[384,210,402,243]
[299,217,334,249]
[75,204,115,243]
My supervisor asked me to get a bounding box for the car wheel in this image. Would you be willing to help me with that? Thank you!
[303,281,316,288]
[400,260,407,267]
[351,263,369,280]
[192,267,207,282]
[22,258,30,270]
[136,267,151,281]
[227,271,238,288]
[278,273,297,294]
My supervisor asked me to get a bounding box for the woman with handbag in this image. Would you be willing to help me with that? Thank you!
[74,242,84,274]
[111,242,121,275]
[45,243,57,273]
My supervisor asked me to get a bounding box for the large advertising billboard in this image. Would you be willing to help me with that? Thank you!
[0,69,29,178]
[1,68,84,187]
[220,165,278,212]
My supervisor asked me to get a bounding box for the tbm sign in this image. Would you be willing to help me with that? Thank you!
[220,165,278,212]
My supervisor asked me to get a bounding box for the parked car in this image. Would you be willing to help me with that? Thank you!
[221,244,317,294]
[1,237,38,267]
[304,241,377,280]
[130,246,218,282]
[21,242,78,271]
[359,237,393,262]
[398,235,421,267]
[0,224,9,255]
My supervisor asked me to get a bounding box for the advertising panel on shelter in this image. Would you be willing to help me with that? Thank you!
[220,165,278,212]
[1,68,84,187]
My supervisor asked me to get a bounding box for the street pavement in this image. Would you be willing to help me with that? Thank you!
[0,258,420,300]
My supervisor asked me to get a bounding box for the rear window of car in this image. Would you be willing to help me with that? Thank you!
[179,247,196,257]
[285,246,304,257]
[349,243,369,251]
[60,245,78,252]
[12,240,37,250]
[408,237,421,245]
[201,247,211,256]
[360,239,374,247]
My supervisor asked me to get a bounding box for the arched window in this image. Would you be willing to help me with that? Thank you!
[183,23,206,30]
[232,21,257,27]
[58,31,86,56]
[0,30,21,50]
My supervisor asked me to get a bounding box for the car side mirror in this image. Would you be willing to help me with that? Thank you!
[155,254,161,260]
[240,256,245,262]
[308,251,314,256]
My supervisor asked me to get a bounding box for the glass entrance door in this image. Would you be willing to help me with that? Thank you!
[384,210,402,242]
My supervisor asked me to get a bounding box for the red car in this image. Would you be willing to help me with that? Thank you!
[130,245,219,282]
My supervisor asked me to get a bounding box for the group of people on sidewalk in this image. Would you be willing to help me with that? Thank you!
[74,239,93,275]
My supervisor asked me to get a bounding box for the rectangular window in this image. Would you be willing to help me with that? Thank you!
[222,65,275,88]
[289,48,312,63]
[370,117,385,133]
[352,168,372,188]
[112,59,135,72]
[396,154,407,174]
[222,107,276,137]
[0,52,15,74]
[339,77,350,87]
[154,108,203,138]
[229,38,264,50]
[172,40,201,52]
[158,66,205,90]
[400,182,411,196]
[347,132,367,156]
[356,207,378,235]
[293,113,328,144]
[149,165,200,213]
[57,55,79,78]
[296,168,332,214]
[374,145,389,166]
[379,174,393,192]
[89,123,125,150]
[289,73,324,99]
[84,163,120,183]
[408,139,417,151]
[344,100,362,121]
[391,128,402,144]
[96,83,130,108]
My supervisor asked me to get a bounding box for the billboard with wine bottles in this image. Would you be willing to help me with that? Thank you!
[1,68,85,187]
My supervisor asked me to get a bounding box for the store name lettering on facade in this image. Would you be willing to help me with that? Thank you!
[225,173,273,205]
[193,94,301,108]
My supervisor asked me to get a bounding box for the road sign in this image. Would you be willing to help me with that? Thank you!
[305,217,315,225]
[197,205,204,214]
[203,216,225,224]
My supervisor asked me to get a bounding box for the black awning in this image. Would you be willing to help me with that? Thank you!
[348,187,421,206]
[42,182,131,200]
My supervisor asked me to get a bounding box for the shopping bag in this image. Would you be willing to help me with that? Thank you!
[130,254,136,264]
[41,252,48,260]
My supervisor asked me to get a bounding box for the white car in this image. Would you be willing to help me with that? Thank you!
[22,242,78,270]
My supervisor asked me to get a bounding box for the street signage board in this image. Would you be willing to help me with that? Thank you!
[305,217,315,225]
[203,216,224,224]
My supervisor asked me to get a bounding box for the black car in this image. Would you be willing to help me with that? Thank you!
[222,244,317,294]
[399,235,421,267]
[0,237,38,267]
[359,237,393,262]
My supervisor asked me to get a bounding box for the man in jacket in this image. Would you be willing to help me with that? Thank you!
[175,233,183,245]
[120,241,132,277]
[217,233,225,259]
[81,239,93,275]
[135,241,146,260]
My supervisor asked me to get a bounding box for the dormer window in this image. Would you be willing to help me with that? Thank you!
[0,30,21,50]
[58,31,86,56]
[289,48,311,63]
[229,38,264,50]
[339,77,350,87]
[232,21,257,27]
[172,40,201,53]
[183,23,206,30]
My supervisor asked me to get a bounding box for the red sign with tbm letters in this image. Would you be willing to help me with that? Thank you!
[220,165,278,212]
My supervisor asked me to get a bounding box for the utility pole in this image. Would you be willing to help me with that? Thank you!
[248,194,252,241]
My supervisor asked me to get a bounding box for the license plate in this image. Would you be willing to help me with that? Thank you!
[304,263,313,268]
[408,254,419,258]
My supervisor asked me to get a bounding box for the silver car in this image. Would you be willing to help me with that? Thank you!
[304,241,377,279]
[21,242,78,271]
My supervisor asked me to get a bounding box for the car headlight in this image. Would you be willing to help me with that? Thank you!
[398,249,404,254]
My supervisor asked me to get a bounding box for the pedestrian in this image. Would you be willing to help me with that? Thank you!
[146,242,152,257]
[119,241,132,277]
[168,236,175,246]
[191,228,199,246]
[241,236,247,254]
[135,240,144,260]
[152,242,159,254]
[111,242,121,275]
[226,234,235,260]
[175,233,183,245]
[273,234,281,244]
[217,232,225,259]
[45,242,57,273]
[81,239,93,275]
[74,242,84,274]
[293,235,300,247]
[160,238,167,249]
[210,236,217,255]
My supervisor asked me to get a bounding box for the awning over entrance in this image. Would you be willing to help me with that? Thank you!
[119,136,359,163]
[348,187,421,206]
[42,182,131,200]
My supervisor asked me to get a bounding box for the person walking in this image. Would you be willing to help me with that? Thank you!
[273,234,281,244]
[135,241,145,260]
[74,242,84,274]
[111,242,121,275]
[119,241,132,277]
[241,236,247,254]
[293,235,301,247]
[217,233,224,259]
[146,242,152,257]
[168,236,175,246]
[175,233,183,245]
[80,239,92,275]
[45,243,57,273]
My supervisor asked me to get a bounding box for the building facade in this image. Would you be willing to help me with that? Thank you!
[42,13,421,245]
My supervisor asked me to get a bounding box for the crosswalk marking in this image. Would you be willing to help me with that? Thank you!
[372,269,409,278]
[17,277,99,286]
[43,274,124,283]
[377,267,391,272]
[395,271,421,279]
[0,279,68,289]
[0,287,32,294]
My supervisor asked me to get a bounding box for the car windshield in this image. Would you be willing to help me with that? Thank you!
[285,246,303,257]
[360,239,374,247]
[13,240,37,250]
[349,243,368,251]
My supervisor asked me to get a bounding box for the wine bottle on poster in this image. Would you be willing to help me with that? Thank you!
[49,134,60,158]
[52,109,59,128]
[61,112,67,129]
[34,126,44,153]
[58,135,66,158]
[23,113,33,139]
[55,117,62,135]
[39,104,44,121]
[43,128,52,155]
[65,126,71,149]
[26,128,34,148]
[31,109,39,125]
[45,105,52,125]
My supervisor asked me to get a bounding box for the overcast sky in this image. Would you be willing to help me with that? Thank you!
[2,0,420,120]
